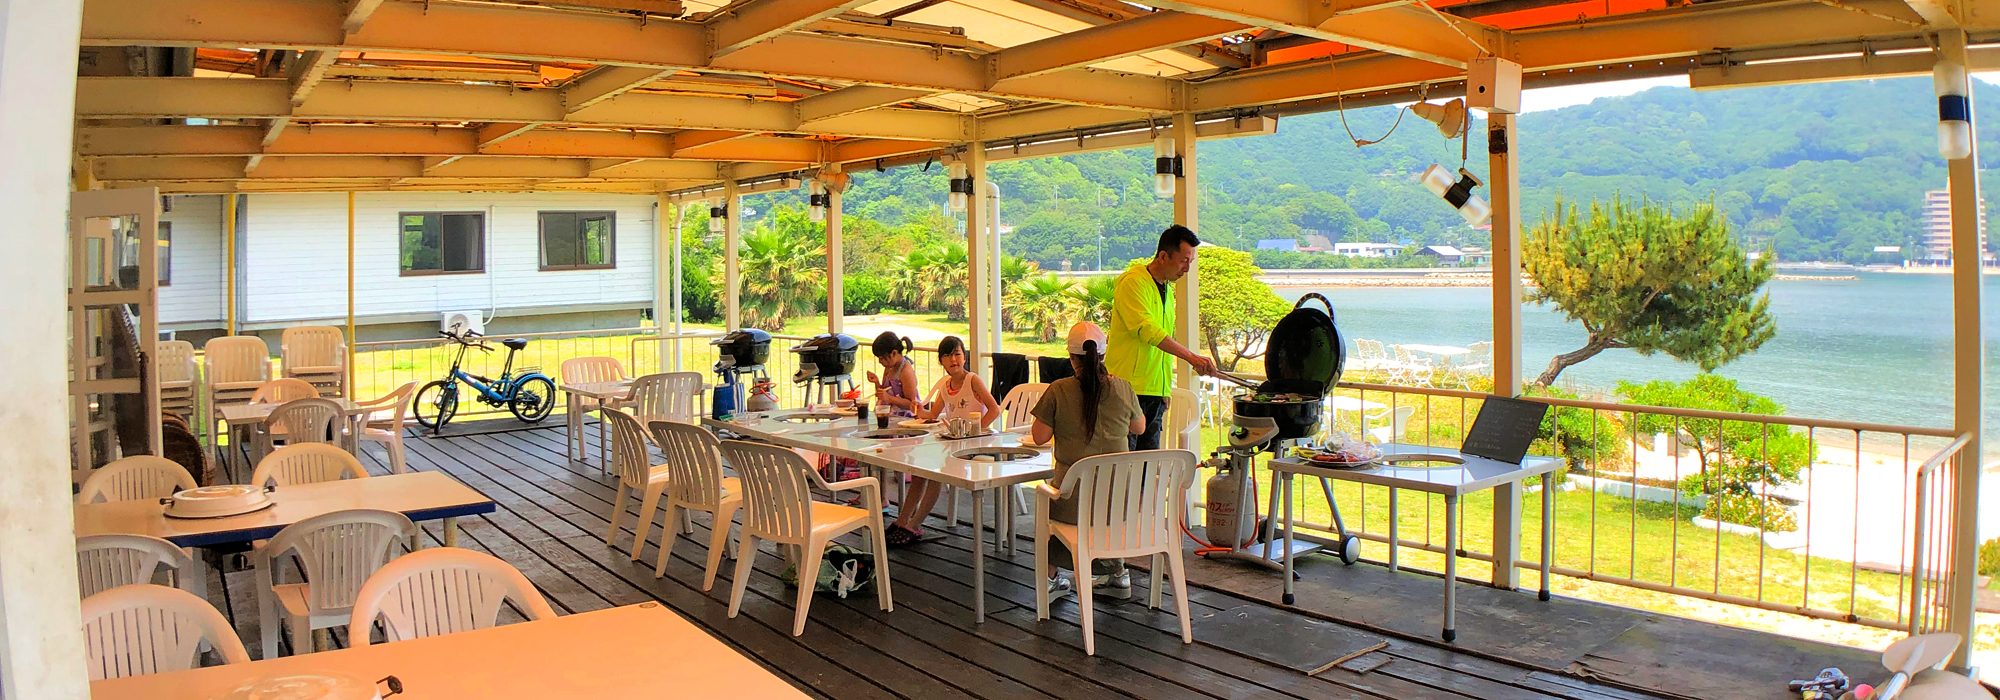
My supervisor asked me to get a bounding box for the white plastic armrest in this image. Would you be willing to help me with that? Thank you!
[820,476,880,495]
[1035,482,1062,502]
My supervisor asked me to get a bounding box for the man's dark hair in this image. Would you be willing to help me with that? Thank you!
[1156,225,1200,255]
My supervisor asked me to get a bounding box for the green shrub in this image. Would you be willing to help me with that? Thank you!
[1701,491,1798,533]
[1979,537,2000,578]
[1524,386,1625,466]
[844,274,893,315]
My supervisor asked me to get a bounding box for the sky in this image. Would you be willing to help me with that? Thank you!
[1516,72,2000,113]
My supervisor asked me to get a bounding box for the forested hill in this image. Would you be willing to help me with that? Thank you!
[760,76,2000,269]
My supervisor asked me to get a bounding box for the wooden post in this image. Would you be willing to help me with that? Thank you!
[1487,111,1525,591]
[965,144,989,373]
[346,191,357,393]
[1941,28,1983,667]
[225,192,239,335]
[827,179,844,334]
[724,178,742,330]
[0,0,93,693]
[1172,112,1199,393]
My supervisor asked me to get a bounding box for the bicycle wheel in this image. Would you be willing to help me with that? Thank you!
[509,376,557,423]
[414,380,460,429]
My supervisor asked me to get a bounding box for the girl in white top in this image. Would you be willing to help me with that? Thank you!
[887,336,1000,547]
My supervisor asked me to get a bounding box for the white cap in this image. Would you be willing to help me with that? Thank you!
[1066,322,1107,356]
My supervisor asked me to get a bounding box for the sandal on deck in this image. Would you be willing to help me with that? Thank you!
[885,524,923,547]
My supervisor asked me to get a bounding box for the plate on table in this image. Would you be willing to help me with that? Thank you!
[1018,433,1051,448]
[899,418,942,430]
[828,406,858,416]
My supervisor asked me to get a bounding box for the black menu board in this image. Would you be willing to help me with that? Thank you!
[1461,395,1550,465]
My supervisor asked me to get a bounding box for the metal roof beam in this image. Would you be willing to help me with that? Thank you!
[793,85,930,124]
[477,121,543,149]
[706,0,874,57]
[77,124,832,163]
[76,77,976,141]
[95,155,728,181]
[986,11,1247,82]
[563,66,678,112]
[1145,0,1495,67]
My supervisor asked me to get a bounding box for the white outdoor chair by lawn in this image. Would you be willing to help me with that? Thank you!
[81,584,250,680]
[77,534,194,598]
[347,547,557,646]
[1454,341,1493,388]
[356,382,418,474]
[77,455,197,504]
[720,439,892,637]
[1391,346,1435,388]
[648,420,743,589]
[601,408,671,559]
[253,509,416,658]
[626,371,704,424]
[1365,405,1417,444]
[561,355,628,467]
[281,325,348,398]
[1350,339,1388,372]
[1035,449,1199,656]
[250,443,370,488]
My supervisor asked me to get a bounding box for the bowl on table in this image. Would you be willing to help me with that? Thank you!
[162,484,275,519]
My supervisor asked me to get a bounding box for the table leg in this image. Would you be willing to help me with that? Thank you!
[1443,494,1458,643]
[183,548,210,602]
[1004,487,1017,558]
[1491,481,1521,590]
[1261,463,1283,559]
[444,517,459,548]
[565,392,580,462]
[1282,472,1297,605]
[1540,476,1555,602]
[972,488,987,622]
[1387,488,1400,572]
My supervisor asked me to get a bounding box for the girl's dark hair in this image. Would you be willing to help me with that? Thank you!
[1073,340,1106,440]
[936,335,964,360]
[871,331,913,359]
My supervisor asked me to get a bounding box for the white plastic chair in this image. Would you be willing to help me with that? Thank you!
[250,442,369,488]
[625,371,704,424]
[719,439,892,636]
[356,382,417,474]
[77,455,198,505]
[601,408,670,559]
[1034,449,1199,656]
[158,340,199,426]
[281,325,347,398]
[263,397,344,454]
[1168,388,1201,451]
[204,336,273,442]
[347,547,557,647]
[648,420,742,589]
[77,534,194,598]
[1455,341,1493,387]
[998,383,1048,429]
[1365,405,1417,444]
[1391,346,1434,388]
[81,584,250,680]
[253,509,416,658]
[561,356,628,467]
[250,378,321,405]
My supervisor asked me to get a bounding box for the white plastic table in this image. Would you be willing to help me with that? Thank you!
[707,409,1054,622]
[217,398,367,481]
[88,602,811,700]
[1267,443,1562,642]
[560,379,633,469]
[1399,344,1472,359]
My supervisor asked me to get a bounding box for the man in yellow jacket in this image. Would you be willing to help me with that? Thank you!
[1107,225,1217,451]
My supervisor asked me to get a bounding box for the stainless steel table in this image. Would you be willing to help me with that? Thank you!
[707,409,1054,622]
[1267,443,1562,642]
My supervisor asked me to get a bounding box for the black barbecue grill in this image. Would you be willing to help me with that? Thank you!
[1229,293,1346,442]
[710,328,772,370]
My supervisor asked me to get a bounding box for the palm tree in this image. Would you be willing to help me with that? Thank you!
[999,255,1040,331]
[1068,274,1117,324]
[736,227,826,331]
[1006,274,1078,342]
[895,241,970,320]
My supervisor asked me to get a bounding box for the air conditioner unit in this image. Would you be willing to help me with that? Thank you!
[441,310,485,336]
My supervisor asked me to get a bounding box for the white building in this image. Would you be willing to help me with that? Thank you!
[159,192,662,345]
[1331,242,1404,258]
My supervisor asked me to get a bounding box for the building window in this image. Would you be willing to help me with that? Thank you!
[538,211,615,271]
[400,212,485,275]
[157,221,171,286]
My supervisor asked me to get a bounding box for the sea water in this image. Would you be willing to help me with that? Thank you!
[1283,273,1998,453]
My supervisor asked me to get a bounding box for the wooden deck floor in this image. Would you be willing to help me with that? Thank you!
[206,422,1681,700]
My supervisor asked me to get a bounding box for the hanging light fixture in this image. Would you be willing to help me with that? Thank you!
[707,197,727,235]
[1153,134,1180,198]
[1936,54,1973,160]
[1419,164,1491,226]
[948,157,971,213]
[808,179,828,223]
[1410,98,1468,138]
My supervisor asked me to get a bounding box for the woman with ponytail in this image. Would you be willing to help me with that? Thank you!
[1029,322,1146,599]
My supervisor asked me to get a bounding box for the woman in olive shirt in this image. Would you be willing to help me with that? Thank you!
[1030,322,1146,599]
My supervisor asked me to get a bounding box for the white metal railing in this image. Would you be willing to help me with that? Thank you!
[1908,432,1970,637]
[1198,378,1964,635]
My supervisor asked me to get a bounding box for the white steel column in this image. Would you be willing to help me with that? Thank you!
[827,181,844,334]
[654,192,674,370]
[1488,111,1526,590]
[1171,112,1200,392]
[0,0,92,694]
[965,144,990,373]
[987,181,1003,358]
[1942,29,1984,666]
[724,178,743,330]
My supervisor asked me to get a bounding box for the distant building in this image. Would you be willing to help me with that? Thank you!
[1331,242,1403,258]
[1458,246,1491,266]
[1921,189,1987,265]
[1417,245,1464,264]
[1304,234,1334,251]
[1255,239,1299,251]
